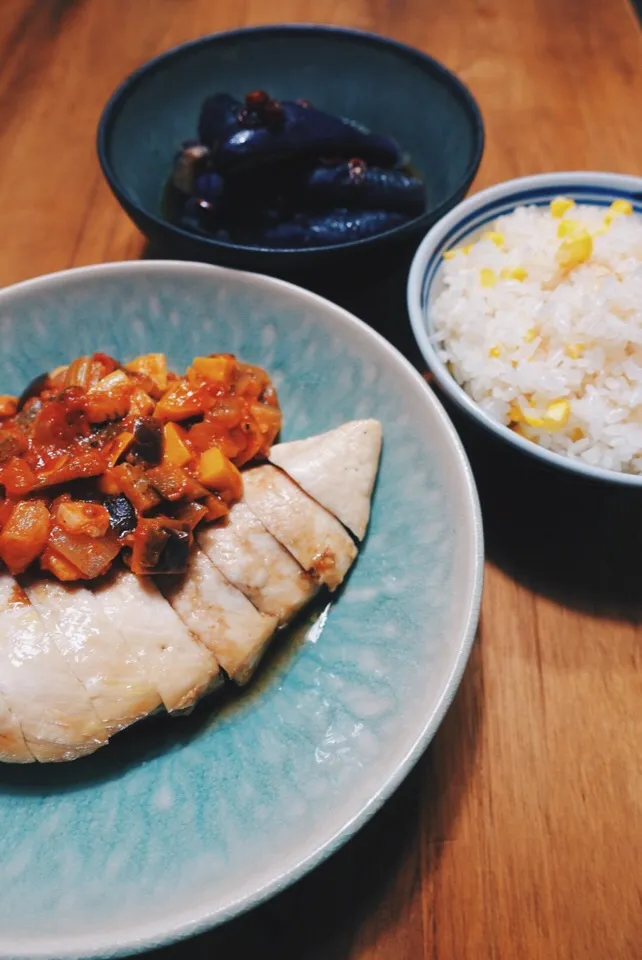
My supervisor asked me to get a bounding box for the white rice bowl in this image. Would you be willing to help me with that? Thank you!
[432,200,642,475]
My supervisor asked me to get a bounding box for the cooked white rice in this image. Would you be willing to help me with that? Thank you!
[432,198,642,474]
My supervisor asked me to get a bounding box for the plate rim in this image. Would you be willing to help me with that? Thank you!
[0,260,484,960]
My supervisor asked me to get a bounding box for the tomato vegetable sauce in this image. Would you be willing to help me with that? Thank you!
[0,353,281,581]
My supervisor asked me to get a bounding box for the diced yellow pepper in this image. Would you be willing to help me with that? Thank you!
[550,196,575,218]
[571,427,585,442]
[500,266,528,282]
[163,423,192,468]
[556,231,593,270]
[480,268,497,288]
[192,355,236,384]
[125,353,168,392]
[482,230,505,247]
[198,447,242,497]
[489,345,501,358]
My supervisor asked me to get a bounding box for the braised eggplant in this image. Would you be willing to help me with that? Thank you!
[166,88,427,247]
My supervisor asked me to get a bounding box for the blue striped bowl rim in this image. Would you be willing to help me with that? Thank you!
[407,171,642,486]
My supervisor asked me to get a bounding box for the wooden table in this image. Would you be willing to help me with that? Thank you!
[2,2,641,957]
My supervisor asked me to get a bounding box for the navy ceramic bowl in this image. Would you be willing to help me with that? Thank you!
[97,24,484,288]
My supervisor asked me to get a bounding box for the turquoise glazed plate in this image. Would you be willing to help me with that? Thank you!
[0,262,482,959]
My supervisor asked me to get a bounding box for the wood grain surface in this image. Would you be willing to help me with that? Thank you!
[1,1,641,958]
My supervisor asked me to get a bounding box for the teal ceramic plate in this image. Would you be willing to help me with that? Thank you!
[0,262,483,959]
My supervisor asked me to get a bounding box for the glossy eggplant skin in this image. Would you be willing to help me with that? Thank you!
[301,161,426,216]
[197,93,242,147]
[168,89,425,249]
[262,209,409,248]
[199,93,402,173]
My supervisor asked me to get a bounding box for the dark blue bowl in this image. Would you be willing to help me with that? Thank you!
[97,24,484,291]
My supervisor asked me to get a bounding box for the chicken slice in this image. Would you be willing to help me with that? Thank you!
[197,501,319,624]
[161,546,278,685]
[0,572,108,762]
[24,578,160,735]
[242,465,358,591]
[268,420,382,541]
[93,569,220,713]
[0,688,33,763]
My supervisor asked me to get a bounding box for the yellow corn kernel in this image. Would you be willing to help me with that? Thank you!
[543,398,571,430]
[163,423,192,468]
[522,409,546,428]
[610,198,633,216]
[480,268,497,288]
[604,198,633,225]
[508,402,523,423]
[482,230,504,247]
[198,447,242,497]
[571,427,585,442]
[556,231,593,270]
[443,249,457,260]
[192,355,236,384]
[565,343,585,359]
[557,218,583,238]
[489,345,501,358]
[550,196,575,218]
[500,266,528,282]
[524,328,537,343]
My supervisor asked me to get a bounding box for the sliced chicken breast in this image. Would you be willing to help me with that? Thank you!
[0,688,33,764]
[242,465,358,591]
[0,572,108,762]
[93,569,220,713]
[161,546,278,685]
[268,420,382,541]
[197,501,319,624]
[25,578,160,735]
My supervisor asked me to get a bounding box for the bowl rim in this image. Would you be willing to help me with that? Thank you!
[407,169,642,486]
[96,22,485,258]
[0,259,484,960]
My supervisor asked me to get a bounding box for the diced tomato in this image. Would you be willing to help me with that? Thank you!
[0,350,280,584]
[0,396,18,419]
[35,448,107,488]
[1,457,37,496]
